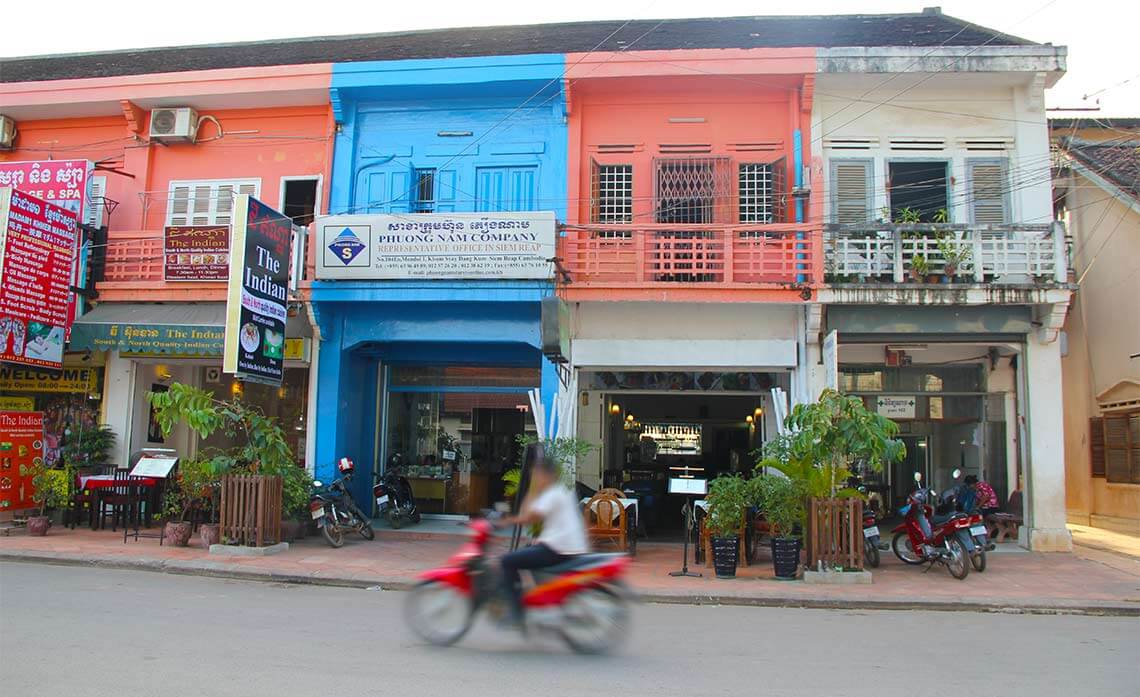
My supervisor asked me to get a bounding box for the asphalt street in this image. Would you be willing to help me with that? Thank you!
[1,562,1136,696]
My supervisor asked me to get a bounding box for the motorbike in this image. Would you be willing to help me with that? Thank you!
[404,519,632,654]
[862,508,883,568]
[890,472,977,580]
[310,458,374,548]
[374,455,420,529]
[943,470,993,573]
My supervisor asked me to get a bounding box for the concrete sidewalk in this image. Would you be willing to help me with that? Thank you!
[2,525,1138,615]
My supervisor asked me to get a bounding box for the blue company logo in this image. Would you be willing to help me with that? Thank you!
[328,227,366,265]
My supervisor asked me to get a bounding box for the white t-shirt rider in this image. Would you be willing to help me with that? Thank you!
[528,484,589,555]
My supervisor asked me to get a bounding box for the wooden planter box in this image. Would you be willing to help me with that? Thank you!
[219,475,283,547]
[807,497,864,571]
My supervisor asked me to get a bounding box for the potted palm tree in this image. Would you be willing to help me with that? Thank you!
[705,475,750,579]
[753,474,806,579]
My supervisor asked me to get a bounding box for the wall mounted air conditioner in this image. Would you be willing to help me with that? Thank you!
[0,115,16,149]
[148,107,198,143]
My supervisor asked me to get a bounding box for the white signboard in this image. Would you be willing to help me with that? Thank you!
[822,329,838,393]
[668,477,708,495]
[315,211,557,280]
[130,456,179,478]
[876,395,916,420]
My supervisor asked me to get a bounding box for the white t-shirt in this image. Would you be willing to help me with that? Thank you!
[529,484,590,555]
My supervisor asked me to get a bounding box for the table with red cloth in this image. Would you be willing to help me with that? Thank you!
[77,474,162,530]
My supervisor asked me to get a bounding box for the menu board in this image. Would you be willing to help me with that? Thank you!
[0,188,78,369]
[164,225,229,281]
[130,456,178,478]
[0,411,45,512]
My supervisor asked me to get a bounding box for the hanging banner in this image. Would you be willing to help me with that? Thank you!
[0,188,79,369]
[315,211,556,280]
[222,195,291,385]
[0,366,99,393]
[164,225,230,281]
[0,411,45,512]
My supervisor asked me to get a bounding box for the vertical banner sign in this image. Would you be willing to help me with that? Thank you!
[822,329,839,394]
[0,411,46,512]
[223,195,291,385]
[0,188,78,369]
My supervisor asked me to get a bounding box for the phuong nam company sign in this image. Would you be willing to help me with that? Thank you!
[0,188,78,369]
[223,195,291,385]
[315,212,556,280]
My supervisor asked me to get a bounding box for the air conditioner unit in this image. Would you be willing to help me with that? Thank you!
[0,115,16,149]
[148,107,198,143]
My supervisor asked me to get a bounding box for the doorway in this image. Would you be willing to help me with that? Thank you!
[888,161,949,222]
[894,435,931,511]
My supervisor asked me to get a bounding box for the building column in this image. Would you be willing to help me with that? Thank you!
[1022,333,1073,551]
[101,351,135,468]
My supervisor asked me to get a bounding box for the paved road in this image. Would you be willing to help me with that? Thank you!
[1,563,1136,697]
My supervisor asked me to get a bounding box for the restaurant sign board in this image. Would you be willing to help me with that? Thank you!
[164,225,230,281]
[315,211,556,280]
[0,188,78,369]
[0,410,45,511]
[223,195,291,385]
[0,366,99,393]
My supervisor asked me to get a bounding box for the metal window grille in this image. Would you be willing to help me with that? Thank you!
[412,168,436,213]
[654,157,732,224]
[738,159,786,224]
[591,163,633,224]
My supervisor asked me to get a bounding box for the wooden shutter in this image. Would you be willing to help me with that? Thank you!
[969,160,1009,225]
[167,180,260,226]
[832,160,872,225]
[1089,417,1106,478]
[84,175,107,228]
[168,185,191,226]
[1104,414,1132,483]
[1131,414,1140,484]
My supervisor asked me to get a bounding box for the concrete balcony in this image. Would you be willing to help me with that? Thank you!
[558,224,823,302]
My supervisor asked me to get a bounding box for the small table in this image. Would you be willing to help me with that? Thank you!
[79,475,160,530]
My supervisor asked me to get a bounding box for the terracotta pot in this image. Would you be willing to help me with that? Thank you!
[163,520,193,547]
[199,523,220,549]
[26,515,50,536]
[280,519,300,543]
[294,519,307,540]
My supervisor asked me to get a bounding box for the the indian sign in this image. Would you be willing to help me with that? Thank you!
[315,212,556,280]
[68,322,225,355]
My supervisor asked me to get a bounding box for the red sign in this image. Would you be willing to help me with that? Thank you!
[0,188,78,369]
[164,225,230,281]
[0,411,45,512]
[0,160,92,221]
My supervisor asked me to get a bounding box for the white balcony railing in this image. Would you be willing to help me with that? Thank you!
[825,223,1067,285]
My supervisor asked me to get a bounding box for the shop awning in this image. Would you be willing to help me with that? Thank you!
[68,303,227,355]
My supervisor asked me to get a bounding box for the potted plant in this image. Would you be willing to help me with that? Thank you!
[503,435,596,500]
[908,253,929,282]
[705,475,751,578]
[753,474,806,579]
[160,473,196,547]
[936,232,972,283]
[27,463,65,535]
[60,425,116,470]
[279,463,314,542]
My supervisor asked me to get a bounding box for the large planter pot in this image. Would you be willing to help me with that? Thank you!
[199,523,220,549]
[771,537,802,579]
[26,515,50,536]
[711,536,739,579]
[163,521,193,547]
[280,519,301,543]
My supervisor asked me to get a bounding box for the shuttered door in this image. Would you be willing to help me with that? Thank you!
[1104,414,1132,483]
[831,160,872,225]
[1130,414,1140,484]
[1089,417,1106,477]
[476,166,537,212]
[969,160,1009,225]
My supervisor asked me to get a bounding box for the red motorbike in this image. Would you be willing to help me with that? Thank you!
[890,472,977,580]
[404,519,632,654]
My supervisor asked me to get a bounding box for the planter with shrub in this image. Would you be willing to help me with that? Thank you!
[705,475,751,579]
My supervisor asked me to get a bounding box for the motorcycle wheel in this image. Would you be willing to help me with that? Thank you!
[320,516,344,548]
[864,540,881,568]
[560,585,631,655]
[404,580,474,647]
[411,510,422,524]
[359,521,375,540]
[891,532,924,565]
[387,510,405,530]
[945,536,970,580]
[971,548,987,573]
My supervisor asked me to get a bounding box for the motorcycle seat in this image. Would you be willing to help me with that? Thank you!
[931,512,968,525]
[537,553,625,575]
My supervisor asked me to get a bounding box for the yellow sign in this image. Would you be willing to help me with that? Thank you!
[0,366,99,393]
[284,338,308,361]
[0,396,34,410]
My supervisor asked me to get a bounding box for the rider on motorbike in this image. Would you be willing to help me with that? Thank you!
[492,455,589,628]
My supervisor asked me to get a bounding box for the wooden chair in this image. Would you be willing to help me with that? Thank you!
[97,469,141,532]
[985,490,1023,543]
[65,470,98,530]
[584,493,627,551]
[699,515,749,568]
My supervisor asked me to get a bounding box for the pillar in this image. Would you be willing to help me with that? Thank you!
[101,351,135,468]
[1022,333,1073,551]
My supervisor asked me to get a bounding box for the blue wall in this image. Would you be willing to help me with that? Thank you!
[316,55,567,499]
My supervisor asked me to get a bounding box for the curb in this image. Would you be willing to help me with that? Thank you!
[2,551,1137,617]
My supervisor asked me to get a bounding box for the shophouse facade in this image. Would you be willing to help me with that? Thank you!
[0,60,333,469]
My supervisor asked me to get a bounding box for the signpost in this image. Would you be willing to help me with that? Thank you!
[223,195,292,385]
[876,395,916,420]
[315,211,556,280]
[0,188,78,369]
[164,225,230,281]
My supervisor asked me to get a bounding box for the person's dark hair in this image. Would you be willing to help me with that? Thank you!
[964,475,979,485]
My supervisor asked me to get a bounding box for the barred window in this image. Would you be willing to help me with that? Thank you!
[739,159,786,224]
[591,163,633,224]
[412,168,436,213]
[654,157,732,224]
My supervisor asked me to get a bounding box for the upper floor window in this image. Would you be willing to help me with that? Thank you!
[967,159,1010,225]
[830,160,873,225]
[738,160,786,224]
[167,179,260,227]
[412,168,436,213]
[476,166,537,212]
[888,161,949,223]
[590,162,633,224]
[654,157,732,224]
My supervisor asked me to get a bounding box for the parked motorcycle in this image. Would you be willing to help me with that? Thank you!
[310,457,374,548]
[890,472,976,580]
[943,469,992,572]
[404,519,632,654]
[863,508,883,568]
[374,454,420,529]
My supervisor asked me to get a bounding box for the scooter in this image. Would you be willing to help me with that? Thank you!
[863,508,884,568]
[374,454,420,529]
[942,470,992,573]
[404,519,632,654]
[310,457,374,548]
[890,472,975,580]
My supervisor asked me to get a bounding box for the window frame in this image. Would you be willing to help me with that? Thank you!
[829,158,874,225]
[886,158,951,223]
[166,177,261,227]
[966,157,1011,226]
[738,158,786,225]
[590,161,634,225]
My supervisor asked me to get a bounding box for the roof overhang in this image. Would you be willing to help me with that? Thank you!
[817,45,1066,86]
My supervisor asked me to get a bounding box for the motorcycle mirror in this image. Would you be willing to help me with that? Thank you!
[313,480,323,488]
[952,468,962,479]
[913,472,923,483]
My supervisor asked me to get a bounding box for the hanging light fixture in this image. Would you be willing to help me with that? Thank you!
[610,403,622,416]
[745,414,754,424]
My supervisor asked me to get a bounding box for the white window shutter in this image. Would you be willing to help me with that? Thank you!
[166,179,259,227]
[969,160,1009,225]
[832,160,872,225]
[84,175,107,228]
[169,185,191,226]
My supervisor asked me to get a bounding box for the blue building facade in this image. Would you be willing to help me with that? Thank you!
[314,55,567,512]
